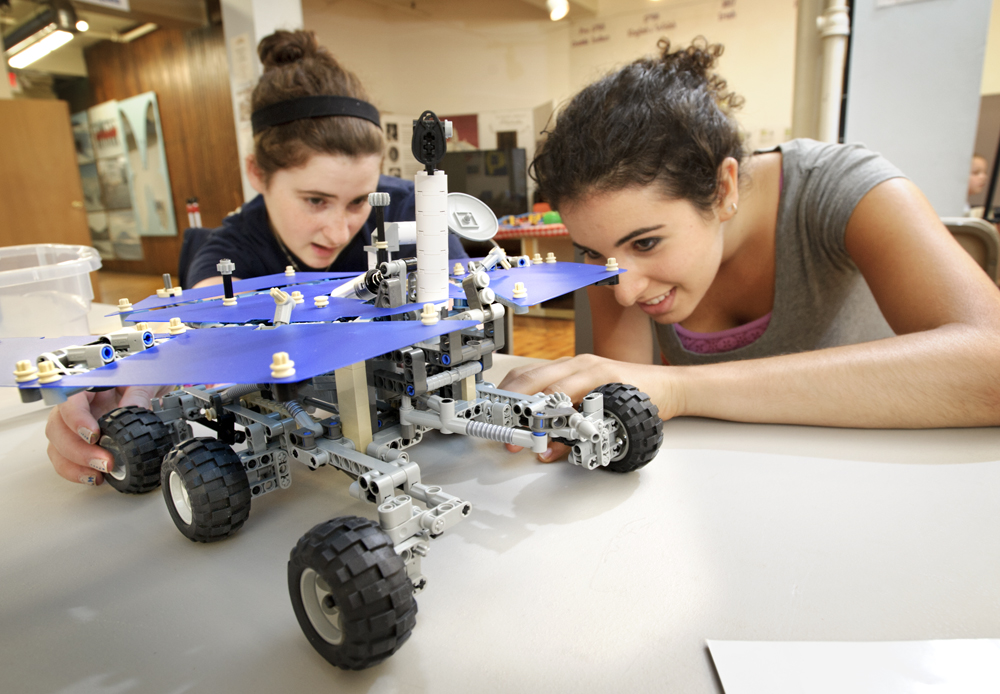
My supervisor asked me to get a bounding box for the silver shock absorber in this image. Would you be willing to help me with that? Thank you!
[464,420,519,445]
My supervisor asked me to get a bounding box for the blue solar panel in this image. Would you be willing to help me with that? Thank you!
[28,320,477,388]
[0,335,99,387]
[450,261,623,307]
[124,271,360,313]
[124,279,426,324]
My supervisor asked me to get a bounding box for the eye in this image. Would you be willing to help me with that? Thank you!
[632,237,660,253]
[581,249,603,261]
[348,196,368,207]
[305,197,326,207]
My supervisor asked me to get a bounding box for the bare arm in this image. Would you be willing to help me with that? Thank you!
[588,284,655,364]
[674,179,1000,427]
[504,180,1000,428]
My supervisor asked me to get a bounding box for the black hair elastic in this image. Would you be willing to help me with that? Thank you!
[251,96,381,134]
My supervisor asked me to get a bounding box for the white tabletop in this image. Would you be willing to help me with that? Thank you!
[1,354,999,693]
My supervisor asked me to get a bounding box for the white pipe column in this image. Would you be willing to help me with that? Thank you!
[415,170,449,303]
[816,0,851,143]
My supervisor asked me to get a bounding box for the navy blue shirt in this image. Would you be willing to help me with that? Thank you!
[187,175,468,286]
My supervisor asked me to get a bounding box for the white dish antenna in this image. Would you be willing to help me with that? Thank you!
[447,193,498,241]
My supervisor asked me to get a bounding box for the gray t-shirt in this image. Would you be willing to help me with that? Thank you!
[657,138,905,365]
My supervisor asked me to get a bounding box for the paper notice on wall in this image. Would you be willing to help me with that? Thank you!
[708,639,1000,694]
[230,33,257,91]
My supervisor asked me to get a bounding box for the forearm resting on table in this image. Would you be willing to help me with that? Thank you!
[673,323,1000,428]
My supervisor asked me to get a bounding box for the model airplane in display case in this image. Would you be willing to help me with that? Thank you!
[1,111,663,670]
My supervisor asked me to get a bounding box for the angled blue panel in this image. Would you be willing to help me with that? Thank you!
[126,272,359,312]
[38,320,477,388]
[450,262,623,306]
[125,280,425,324]
[0,335,97,387]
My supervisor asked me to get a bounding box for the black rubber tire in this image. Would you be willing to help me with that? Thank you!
[593,383,663,473]
[160,437,251,542]
[98,406,174,494]
[288,516,417,670]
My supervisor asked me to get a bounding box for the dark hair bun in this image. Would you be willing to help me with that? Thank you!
[258,30,324,71]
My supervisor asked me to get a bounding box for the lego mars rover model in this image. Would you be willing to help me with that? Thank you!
[5,112,663,669]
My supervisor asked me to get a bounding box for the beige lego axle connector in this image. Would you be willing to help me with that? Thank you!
[421,303,439,326]
[314,295,329,308]
[118,298,133,312]
[37,360,62,384]
[13,360,39,383]
[606,257,619,271]
[168,318,187,335]
[512,282,527,299]
[271,352,296,379]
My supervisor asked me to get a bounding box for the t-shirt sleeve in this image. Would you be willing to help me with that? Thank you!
[187,225,269,286]
[789,141,906,269]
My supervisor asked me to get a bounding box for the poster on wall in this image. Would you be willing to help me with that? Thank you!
[79,162,102,212]
[380,114,423,181]
[96,156,132,209]
[442,114,479,151]
[118,92,177,237]
[108,210,143,260]
[87,212,115,259]
[88,101,125,159]
[71,111,94,164]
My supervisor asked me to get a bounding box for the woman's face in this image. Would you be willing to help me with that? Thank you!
[249,152,382,269]
[969,156,989,198]
[562,185,726,324]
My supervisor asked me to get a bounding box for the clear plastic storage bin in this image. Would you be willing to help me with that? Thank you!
[0,244,102,338]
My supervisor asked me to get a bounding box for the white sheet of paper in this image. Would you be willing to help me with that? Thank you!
[707,639,1000,694]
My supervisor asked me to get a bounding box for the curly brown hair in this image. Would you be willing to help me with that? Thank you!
[251,30,383,184]
[531,37,745,214]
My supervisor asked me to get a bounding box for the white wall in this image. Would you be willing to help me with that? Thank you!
[304,0,798,152]
[983,0,1000,95]
[844,0,993,217]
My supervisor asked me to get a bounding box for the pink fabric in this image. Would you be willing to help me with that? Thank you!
[674,313,772,354]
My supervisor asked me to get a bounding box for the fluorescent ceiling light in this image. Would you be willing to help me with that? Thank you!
[547,0,569,21]
[8,28,74,68]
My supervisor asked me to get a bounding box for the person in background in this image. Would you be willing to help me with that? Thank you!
[46,29,466,485]
[502,38,1000,462]
[967,153,989,217]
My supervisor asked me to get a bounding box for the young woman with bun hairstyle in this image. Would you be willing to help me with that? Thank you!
[46,29,465,486]
[186,29,466,287]
[502,38,1000,461]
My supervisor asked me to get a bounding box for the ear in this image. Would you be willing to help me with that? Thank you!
[716,157,740,222]
[245,155,267,195]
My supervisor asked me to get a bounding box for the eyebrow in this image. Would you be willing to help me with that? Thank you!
[614,225,664,247]
[298,190,336,199]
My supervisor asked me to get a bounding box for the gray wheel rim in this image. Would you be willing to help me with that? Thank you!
[301,568,344,645]
[168,470,193,525]
[100,436,127,481]
[607,412,629,462]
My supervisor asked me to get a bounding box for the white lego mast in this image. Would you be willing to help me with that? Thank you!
[412,112,454,305]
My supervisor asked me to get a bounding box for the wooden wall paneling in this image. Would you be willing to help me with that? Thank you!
[0,100,91,248]
[84,25,242,276]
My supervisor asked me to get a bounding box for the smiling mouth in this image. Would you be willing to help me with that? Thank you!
[640,288,675,306]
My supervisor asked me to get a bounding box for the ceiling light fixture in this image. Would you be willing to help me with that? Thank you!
[2,1,78,68]
[546,0,569,21]
[76,20,89,32]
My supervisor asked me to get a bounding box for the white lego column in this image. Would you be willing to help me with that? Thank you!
[415,170,449,303]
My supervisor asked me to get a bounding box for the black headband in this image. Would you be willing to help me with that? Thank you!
[251,96,381,134]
